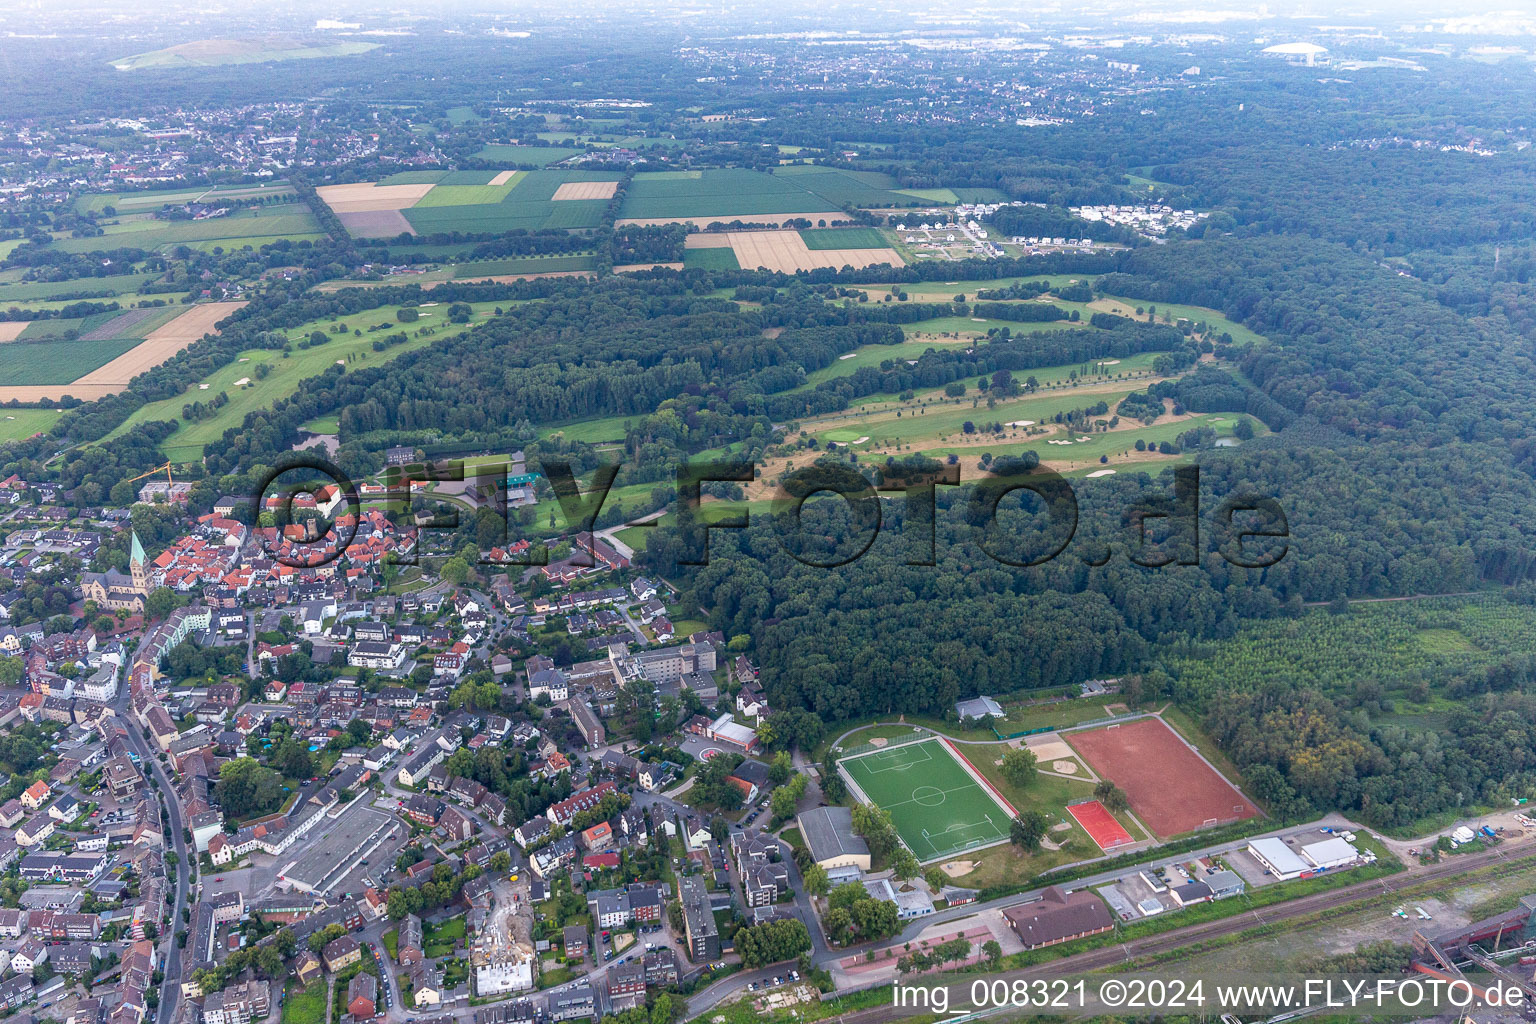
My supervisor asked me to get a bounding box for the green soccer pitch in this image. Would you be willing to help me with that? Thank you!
[840,737,1014,862]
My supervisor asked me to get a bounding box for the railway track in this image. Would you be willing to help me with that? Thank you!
[819,846,1536,1024]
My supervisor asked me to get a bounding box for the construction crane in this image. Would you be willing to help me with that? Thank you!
[125,462,173,487]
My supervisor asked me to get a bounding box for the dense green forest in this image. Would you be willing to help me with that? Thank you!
[7,21,1536,833]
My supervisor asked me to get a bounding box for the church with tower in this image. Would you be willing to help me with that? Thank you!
[82,531,150,614]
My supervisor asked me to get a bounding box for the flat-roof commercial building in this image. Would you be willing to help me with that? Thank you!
[1301,837,1360,870]
[796,806,871,872]
[1247,837,1311,881]
[281,803,403,896]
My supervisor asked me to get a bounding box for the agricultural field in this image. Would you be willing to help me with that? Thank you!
[686,230,903,273]
[0,339,141,386]
[0,302,241,402]
[799,226,889,250]
[110,38,379,70]
[74,182,297,215]
[617,167,953,225]
[319,170,621,238]
[51,205,322,254]
[0,271,165,304]
[682,247,740,271]
[471,145,585,166]
[106,300,505,459]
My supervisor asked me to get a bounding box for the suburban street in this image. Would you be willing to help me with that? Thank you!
[112,659,190,1024]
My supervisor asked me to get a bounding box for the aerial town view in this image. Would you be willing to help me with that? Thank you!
[0,0,1535,1022]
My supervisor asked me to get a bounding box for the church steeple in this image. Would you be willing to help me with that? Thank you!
[130,531,148,593]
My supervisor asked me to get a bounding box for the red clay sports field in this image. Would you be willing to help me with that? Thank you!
[1066,799,1134,850]
[1066,717,1259,838]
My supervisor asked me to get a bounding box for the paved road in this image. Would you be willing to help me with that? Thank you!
[112,663,189,1024]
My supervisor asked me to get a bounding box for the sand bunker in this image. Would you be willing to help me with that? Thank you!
[1052,760,1078,774]
[940,860,977,878]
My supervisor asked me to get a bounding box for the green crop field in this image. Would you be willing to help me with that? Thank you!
[773,165,932,207]
[74,182,295,215]
[472,145,583,166]
[0,339,141,385]
[16,306,181,342]
[841,738,1013,862]
[396,171,618,234]
[106,300,507,458]
[0,272,163,303]
[621,169,841,219]
[441,170,518,186]
[895,188,960,203]
[52,208,321,252]
[412,183,522,207]
[17,312,124,341]
[952,187,1013,203]
[800,227,888,250]
[683,247,740,271]
[379,171,449,186]
[541,202,608,229]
